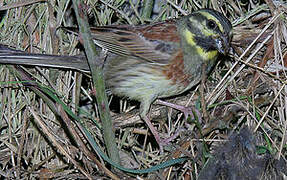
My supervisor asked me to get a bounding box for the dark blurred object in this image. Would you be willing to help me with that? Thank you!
[198,127,287,180]
[0,44,89,72]
[0,10,6,20]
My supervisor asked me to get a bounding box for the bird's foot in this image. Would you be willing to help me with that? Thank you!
[156,99,201,122]
[142,115,183,153]
[157,128,184,152]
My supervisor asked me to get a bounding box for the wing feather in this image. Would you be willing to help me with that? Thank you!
[64,20,180,64]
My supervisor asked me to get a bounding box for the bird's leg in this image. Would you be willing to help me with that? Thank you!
[155,99,201,122]
[141,115,164,152]
[140,102,182,152]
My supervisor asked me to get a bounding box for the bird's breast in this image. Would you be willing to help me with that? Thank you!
[162,51,196,88]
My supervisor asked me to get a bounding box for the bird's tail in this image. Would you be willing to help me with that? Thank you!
[0,44,89,72]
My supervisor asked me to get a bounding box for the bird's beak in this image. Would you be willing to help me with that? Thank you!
[215,35,230,55]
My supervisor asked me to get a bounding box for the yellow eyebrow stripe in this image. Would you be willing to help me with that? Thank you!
[199,11,224,33]
[188,16,214,37]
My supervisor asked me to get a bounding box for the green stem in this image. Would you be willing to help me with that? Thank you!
[142,0,154,20]
[71,0,120,165]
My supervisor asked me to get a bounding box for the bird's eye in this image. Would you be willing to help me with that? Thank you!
[207,20,216,29]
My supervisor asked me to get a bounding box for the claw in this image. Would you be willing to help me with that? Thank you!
[141,99,201,152]
[142,115,182,153]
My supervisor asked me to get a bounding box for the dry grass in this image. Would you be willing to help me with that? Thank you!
[0,0,286,179]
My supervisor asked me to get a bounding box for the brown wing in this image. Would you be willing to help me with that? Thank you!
[64,20,180,64]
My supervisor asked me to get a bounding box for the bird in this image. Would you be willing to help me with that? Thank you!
[65,9,232,151]
[0,9,232,151]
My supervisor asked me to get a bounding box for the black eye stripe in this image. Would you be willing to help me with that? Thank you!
[189,13,222,33]
[184,9,232,40]
[201,9,232,33]
[190,9,232,35]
